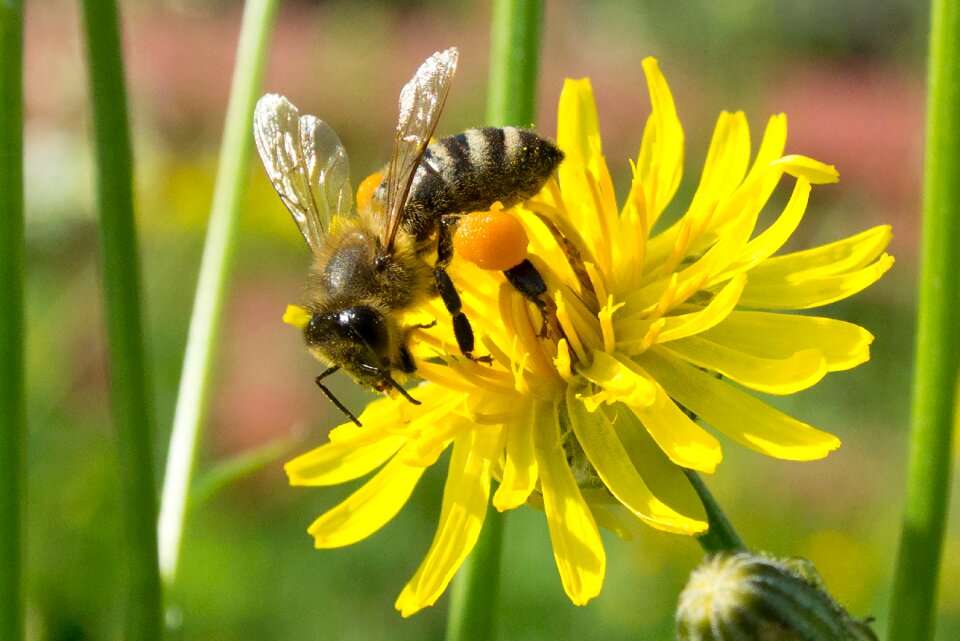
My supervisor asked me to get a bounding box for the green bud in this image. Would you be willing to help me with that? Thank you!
[676,552,878,641]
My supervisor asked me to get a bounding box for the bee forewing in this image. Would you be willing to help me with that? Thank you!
[254,94,352,256]
[300,114,354,222]
[382,47,459,251]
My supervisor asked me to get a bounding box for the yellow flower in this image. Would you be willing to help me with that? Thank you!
[284,57,893,616]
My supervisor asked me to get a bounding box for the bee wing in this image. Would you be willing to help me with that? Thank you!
[382,47,458,252]
[253,94,353,256]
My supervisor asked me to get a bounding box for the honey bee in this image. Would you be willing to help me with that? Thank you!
[253,48,563,425]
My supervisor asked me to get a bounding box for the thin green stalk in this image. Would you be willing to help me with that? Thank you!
[157,0,278,586]
[446,503,504,641]
[888,0,960,639]
[486,0,544,127]
[0,1,25,640]
[445,2,544,638]
[683,469,746,554]
[79,0,162,638]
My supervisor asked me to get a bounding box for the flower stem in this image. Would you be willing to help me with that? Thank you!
[683,469,747,554]
[157,0,278,586]
[486,0,545,127]
[888,0,960,638]
[446,505,504,641]
[444,1,544,638]
[0,0,25,639]
[79,0,162,638]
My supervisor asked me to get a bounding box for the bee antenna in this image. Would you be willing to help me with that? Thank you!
[315,366,362,427]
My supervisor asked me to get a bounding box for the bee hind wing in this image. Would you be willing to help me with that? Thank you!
[253,94,353,256]
[382,47,458,251]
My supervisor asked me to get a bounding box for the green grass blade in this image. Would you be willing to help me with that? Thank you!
[446,4,544,639]
[79,0,162,638]
[888,0,960,639]
[0,0,25,639]
[486,0,544,127]
[157,0,279,586]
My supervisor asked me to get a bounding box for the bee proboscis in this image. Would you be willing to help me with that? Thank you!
[254,47,563,425]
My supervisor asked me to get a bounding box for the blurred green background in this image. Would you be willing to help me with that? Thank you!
[23,0,942,639]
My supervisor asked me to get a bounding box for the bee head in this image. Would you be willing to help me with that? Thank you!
[305,306,393,388]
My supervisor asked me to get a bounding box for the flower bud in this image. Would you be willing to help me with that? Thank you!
[676,552,877,641]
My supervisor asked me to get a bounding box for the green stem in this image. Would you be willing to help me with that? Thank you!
[888,0,960,639]
[157,0,278,586]
[0,0,25,639]
[79,0,162,638]
[445,2,544,638]
[683,469,747,554]
[486,0,545,127]
[446,505,504,641]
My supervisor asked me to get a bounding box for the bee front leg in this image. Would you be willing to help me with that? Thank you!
[315,366,363,427]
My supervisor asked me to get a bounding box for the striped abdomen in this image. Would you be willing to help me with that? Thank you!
[391,127,564,241]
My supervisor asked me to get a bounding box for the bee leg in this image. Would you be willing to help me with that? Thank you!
[398,320,436,373]
[503,259,550,337]
[435,216,493,364]
[435,267,490,363]
[315,366,362,427]
[382,376,422,405]
[357,363,421,406]
[398,344,417,374]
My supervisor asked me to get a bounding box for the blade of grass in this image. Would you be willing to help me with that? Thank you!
[0,0,25,639]
[79,0,162,638]
[486,0,544,128]
[157,0,279,586]
[888,0,960,639]
[445,4,544,639]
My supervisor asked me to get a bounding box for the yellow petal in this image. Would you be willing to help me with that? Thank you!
[566,385,708,533]
[773,154,839,184]
[638,57,684,225]
[614,361,723,472]
[641,348,841,460]
[700,310,874,371]
[557,77,601,167]
[743,114,788,188]
[307,447,426,548]
[713,178,811,281]
[395,428,501,617]
[614,409,708,522]
[282,304,311,329]
[745,225,893,282]
[579,350,656,408]
[493,404,539,511]
[687,111,750,215]
[659,336,829,395]
[285,428,406,486]
[653,274,746,344]
[532,400,605,605]
[738,253,895,309]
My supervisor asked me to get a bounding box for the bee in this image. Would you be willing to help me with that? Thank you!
[253,47,563,426]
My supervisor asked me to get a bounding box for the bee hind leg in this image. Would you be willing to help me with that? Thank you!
[503,259,550,338]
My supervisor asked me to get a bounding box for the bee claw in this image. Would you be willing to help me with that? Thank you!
[468,353,494,365]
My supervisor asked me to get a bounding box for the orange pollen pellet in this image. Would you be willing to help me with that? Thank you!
[356,171,384,212]
[454,203,530,271]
